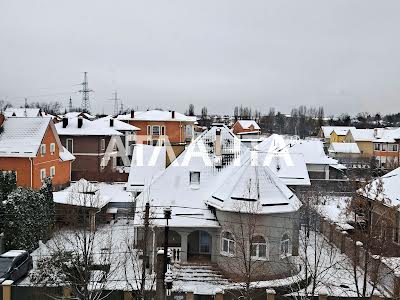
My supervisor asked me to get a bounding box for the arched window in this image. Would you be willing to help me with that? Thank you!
[251,235,268,260]
[280,233,291,257]
[221,232,235,255]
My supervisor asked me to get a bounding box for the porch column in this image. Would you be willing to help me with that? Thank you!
[180,232,189,262]
[211,230,218,263]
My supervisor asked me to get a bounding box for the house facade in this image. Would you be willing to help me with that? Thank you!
[344,129,375,157]
[0,115,74,190]
[372,128,400,169]
[117,110,196,146]
[55,117,128,182]
[134,125,301,280]
[232,120,261,139]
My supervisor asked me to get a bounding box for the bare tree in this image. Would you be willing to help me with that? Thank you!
[31,180,120,300]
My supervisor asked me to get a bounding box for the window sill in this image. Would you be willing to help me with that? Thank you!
[280,253,292,259]
[220,251,235,257]
[251,256,268,261]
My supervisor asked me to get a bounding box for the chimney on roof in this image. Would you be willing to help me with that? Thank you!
[110,118,114,127]
[130,110,135,119]
[374,128,378,138]
[172,110,175,119]
[78,117,83,128]
[215,128,222,156]
[62,117,68,128]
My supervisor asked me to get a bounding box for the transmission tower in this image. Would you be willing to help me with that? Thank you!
[119,101,124,114]
[68,97,73,112]
[109,91,121,116]
[79,72,93,113]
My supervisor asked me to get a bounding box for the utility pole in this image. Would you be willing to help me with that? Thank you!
[109,91,120,116]
[68,97,73,112]
[79,72,93,113]
[141,202,150,299]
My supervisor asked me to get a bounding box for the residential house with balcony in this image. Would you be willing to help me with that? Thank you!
[55,117,128,182]
[133,125,302,280]
[372,128,400,169]
[0,114,74,190]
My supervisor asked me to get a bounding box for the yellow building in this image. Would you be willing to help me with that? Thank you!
[344,129,375,157]
[330,128,351,143]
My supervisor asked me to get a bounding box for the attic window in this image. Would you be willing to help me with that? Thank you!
[189,171,200,185]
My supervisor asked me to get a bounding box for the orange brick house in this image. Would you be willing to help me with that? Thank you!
[117,110,196,146]
[0,114,74,190]
[232,120,261,139]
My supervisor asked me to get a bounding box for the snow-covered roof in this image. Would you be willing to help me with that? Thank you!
[373,128,400,143]
[4,107,41,117]
[62,111,96,120]
[236,120,260,130]
[0,117,52,157]
[117,110,196,122]
[362,167,400,207]
[0,250,27,258]
[255,135,311,186]
[53,179,110,208]
[328,143,360,154]
[126,145,166,192]
[55,117,122,136]
[320,126,355,138]
[348,128,375,142]
[96,182,133,203]
[59,146,75,161]
[135,126,301,228]
[92,116,140,132]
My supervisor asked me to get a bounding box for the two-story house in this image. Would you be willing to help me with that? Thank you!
[55,117,128,182]
[134,125,302,280]
[117,110,196,146]
[372,128,400,169]
[0,114,74,190]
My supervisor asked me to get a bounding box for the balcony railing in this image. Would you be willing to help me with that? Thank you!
[157,247,181,263]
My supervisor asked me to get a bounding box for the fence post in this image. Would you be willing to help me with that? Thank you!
[266,288,275,300]
[186,291,194,300]
[318,288,328,300]
[215,288,223,300]
[394,275,400,299]
[2,280,13,300]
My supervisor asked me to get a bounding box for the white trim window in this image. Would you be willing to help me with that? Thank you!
[100,138,106,151]
[40,144,46,156]
[280,233,291,258]
[50,166,56,178]
[189,171,200,185]
[251,235,268,260]
[2,170,17,181]
[221,232,235,256]
[50,143,56,154]
[40,169,46,181]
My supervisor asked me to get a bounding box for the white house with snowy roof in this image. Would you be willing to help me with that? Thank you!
[134,125,301,280]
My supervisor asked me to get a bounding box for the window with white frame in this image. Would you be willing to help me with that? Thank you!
[161,126,165,136]
[151,125,160,136]
[66,138,73,153]
[50,166,56,178]
[50,143,56,154]
[382,144,387,151]
[374,143,381,151]
[100,139,106,151]
[40,144,46,155]
[190,171,200,185]
[388,144,398,152]
[2,170,17,180]
[251,235,268,260]
[280,233,291,257]
[40,169,46,181]
[221,232,235,255]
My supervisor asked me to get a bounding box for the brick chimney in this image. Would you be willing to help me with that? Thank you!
[78,117,83,128]
[62,117,68,128]
[130,110,135,119]
[171,110,175,119]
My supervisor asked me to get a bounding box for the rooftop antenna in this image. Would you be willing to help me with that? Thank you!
[68,97,73,112]
[24,98,28,117]
[109,90,120,116]
[79,72,93,113]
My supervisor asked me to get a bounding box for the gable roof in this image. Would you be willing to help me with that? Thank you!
[236,120,260,130]
[0,117,51,157]
[117,110,196,122]
[328,142,360,154]
[135,126,301,228]
[348,128,375,142]
[62,112,96,120]
[4,107,41,117]
[373,128,400,143]
[320,126,355,138]
[55,117,123,136]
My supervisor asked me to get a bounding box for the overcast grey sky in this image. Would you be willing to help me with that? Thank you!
[1,0,400,116]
